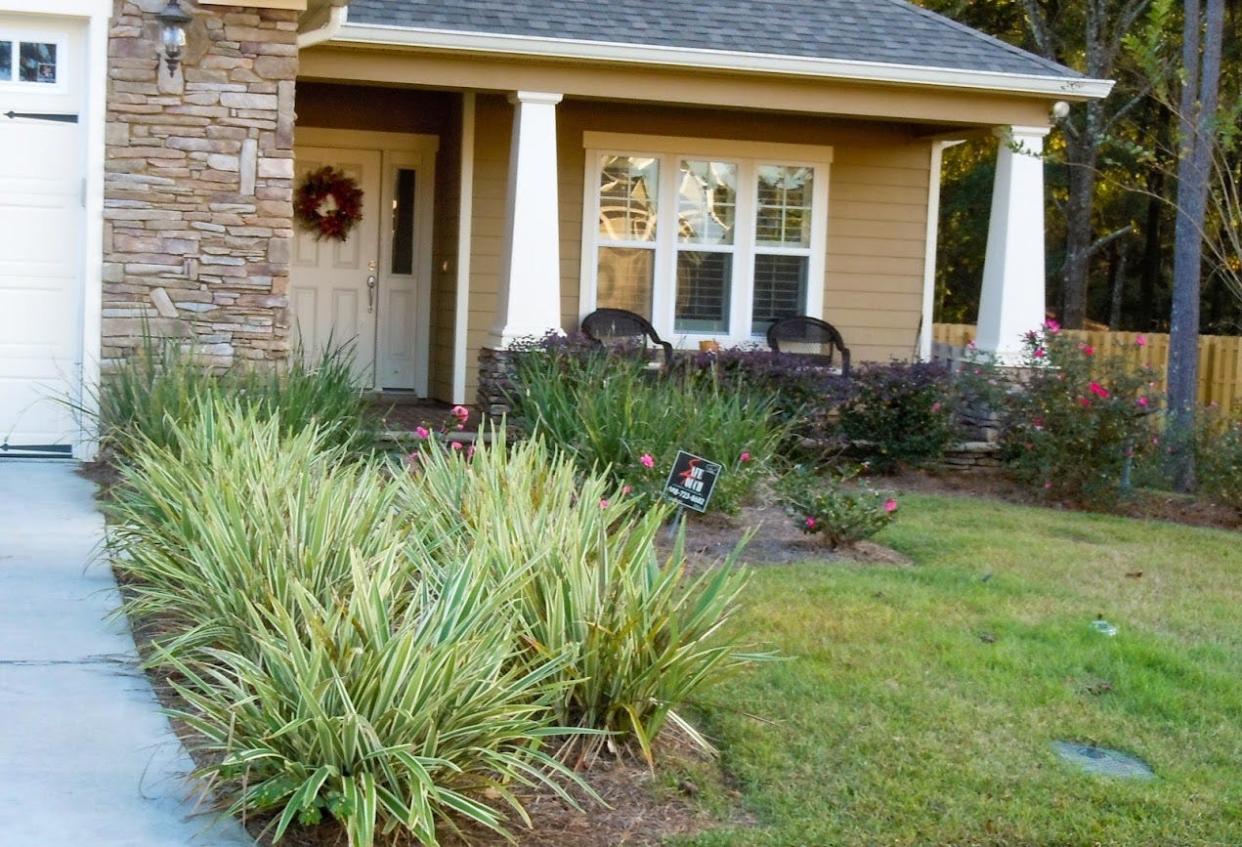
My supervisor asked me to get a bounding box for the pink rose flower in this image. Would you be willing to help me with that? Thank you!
[451,405,470,422]
[931,402,942,413]
[1033,347,1046,359]
[804,516,817,529]
[1135,335,1147,348]
[640,453,655,469]
[599,498,610,509]
[1080,344,1095,357]
[739,451,752,463]
[1089,382,1110,399]
[450,441,463,451]
[414,426,430,440]
[621,485,633,495]
[1044,318,1061,333]
[1137,396,1149,408]
[883,498,898,513]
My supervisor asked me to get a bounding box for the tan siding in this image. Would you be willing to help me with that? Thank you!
[429,95,462,402]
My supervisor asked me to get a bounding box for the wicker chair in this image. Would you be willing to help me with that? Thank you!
[766,316,852,377]
[580,308,675,368]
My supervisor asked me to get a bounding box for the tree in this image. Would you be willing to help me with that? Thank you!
[1167,0,1226,490]
[1017,0,1151,329]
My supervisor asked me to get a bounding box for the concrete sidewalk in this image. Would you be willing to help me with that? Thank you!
[0,460,251,846]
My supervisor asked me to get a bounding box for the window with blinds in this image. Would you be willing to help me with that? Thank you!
[587,139,828,344]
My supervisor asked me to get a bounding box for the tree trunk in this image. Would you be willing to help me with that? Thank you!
[1168,0,1226,492]
[1139,167,1164,330]
[1109,244,1128,330]
[1061,118,1101,329]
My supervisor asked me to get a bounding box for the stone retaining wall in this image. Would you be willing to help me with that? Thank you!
[102,0,297,369]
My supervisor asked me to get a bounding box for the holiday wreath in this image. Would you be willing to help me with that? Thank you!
[294,166,364,241]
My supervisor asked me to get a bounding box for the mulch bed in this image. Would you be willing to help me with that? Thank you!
[664,503,912,572]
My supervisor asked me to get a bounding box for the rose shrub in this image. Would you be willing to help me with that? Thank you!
[780,466,899,548]
[999,323,1158,506]
[1196,412,1242,513]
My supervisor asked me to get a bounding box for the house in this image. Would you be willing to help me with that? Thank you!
[0,0,1111,458]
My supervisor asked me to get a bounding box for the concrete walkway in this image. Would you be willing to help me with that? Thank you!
[0,461,251,846]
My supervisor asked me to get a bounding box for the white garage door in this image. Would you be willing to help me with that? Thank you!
[0,16,85,457]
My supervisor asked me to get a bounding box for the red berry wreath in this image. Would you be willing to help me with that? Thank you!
[294,166,364,241]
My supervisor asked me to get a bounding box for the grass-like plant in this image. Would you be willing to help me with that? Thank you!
[509,344,787,513]
[86,332,374,458]
[403,433,760,764]
[110,401,588,845]
[165,563,586,847]
[107,399,411,660]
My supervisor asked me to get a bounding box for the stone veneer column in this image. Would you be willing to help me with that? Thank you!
[102,0,297,369]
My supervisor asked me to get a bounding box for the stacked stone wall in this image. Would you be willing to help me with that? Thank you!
[103,0,297,368]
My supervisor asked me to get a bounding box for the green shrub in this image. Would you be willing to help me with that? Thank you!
[107,399,410,661]
[90,334,373,458]
[1196,413,1242,513]
[999,325,1158,506]
[780,466,899,548]
[402,433,760,763]
[509,343,787,513]
[833,362,959,471]
[165,557,585,847]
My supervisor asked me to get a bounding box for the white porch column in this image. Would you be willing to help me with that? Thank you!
[492,90,564,346]
[976,125,1051,362]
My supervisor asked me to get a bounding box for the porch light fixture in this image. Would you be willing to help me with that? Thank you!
[156,0,193,74]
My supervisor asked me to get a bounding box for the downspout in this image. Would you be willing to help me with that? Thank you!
[298,3,348,49]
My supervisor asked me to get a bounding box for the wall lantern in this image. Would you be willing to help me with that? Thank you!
[156,0,193,74]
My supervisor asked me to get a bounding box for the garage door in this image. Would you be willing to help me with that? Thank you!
[0,16,85,457]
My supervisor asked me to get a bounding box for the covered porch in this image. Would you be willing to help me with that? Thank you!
[292,41,1071,406]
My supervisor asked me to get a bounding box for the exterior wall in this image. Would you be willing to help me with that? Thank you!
[103,0,299,367]
[463,96,933,397]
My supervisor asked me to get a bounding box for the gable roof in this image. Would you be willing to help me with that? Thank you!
[339,0,1111,98]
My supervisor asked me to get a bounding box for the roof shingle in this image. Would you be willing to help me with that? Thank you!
[345,0,1081,80]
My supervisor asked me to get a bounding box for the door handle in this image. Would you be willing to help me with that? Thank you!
[366,274,377,313]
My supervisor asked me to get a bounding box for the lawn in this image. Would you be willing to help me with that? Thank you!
[679,493,1242,847]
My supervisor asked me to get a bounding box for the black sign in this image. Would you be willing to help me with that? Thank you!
[663,450,722,513]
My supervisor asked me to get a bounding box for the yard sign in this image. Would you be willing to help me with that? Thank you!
[664,450,722,513]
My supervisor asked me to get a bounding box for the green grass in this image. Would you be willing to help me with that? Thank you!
[678,494,1242,847]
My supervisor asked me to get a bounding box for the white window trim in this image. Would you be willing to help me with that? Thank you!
[580,132,831,347]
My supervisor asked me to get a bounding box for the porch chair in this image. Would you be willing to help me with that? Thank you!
[767,316,852,377]
[580,308,675,368]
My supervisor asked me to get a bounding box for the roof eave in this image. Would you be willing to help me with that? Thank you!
[330,22,1115,101]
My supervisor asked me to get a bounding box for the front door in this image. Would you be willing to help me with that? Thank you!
[291,146,383,387]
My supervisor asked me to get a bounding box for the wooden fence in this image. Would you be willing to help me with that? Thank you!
[932,323,1242,416]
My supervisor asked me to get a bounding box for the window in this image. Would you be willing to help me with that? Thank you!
[390,168,416,275]
[675,160,736,333]
[0,36,61,86]
[752,165,814,334]
[584,136,829,343]
[596,155,659,318]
